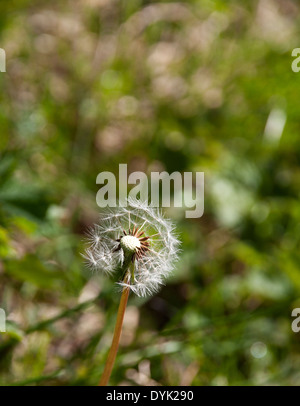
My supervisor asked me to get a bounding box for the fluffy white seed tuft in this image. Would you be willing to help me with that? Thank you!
[120,235,141,253]
[82,198,180,297]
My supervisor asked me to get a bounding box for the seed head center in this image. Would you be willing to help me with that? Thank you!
[120,235,141,254]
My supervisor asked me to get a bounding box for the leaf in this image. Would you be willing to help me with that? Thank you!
[4,255,64,290]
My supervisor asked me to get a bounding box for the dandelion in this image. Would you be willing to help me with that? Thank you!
[82,197,180,385]
[83,197,180,297]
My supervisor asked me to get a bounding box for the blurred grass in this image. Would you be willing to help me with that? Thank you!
[1,0,300,386]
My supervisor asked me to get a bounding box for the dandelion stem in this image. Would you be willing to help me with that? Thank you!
[99,274,130,386]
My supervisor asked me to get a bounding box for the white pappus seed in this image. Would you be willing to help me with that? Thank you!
[82,197,181,297]
[120,235,141,253]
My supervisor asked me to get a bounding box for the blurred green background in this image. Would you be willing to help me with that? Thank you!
[1,0,300,386]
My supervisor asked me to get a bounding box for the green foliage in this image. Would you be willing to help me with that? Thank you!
[0,0,300,386]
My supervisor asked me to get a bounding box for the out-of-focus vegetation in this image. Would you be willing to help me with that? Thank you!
[1,0,300,386]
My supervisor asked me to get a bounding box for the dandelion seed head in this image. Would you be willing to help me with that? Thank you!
[82,197,180,297]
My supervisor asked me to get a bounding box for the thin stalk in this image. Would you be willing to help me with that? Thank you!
[99,273,131,386]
